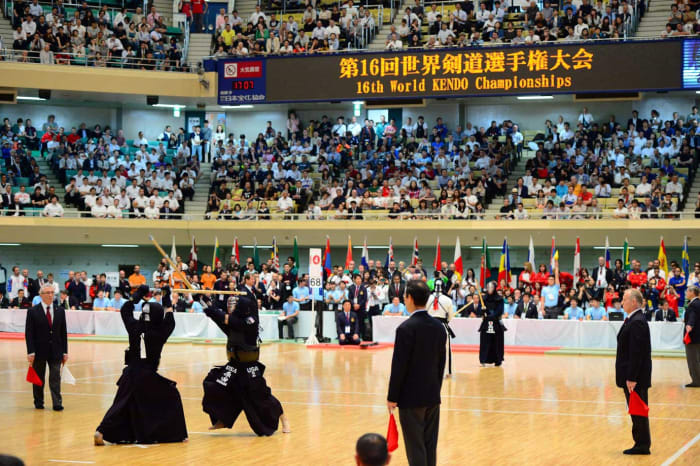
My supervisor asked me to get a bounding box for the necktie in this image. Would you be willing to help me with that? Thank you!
[46,306,52,328]
[346,312,350,322]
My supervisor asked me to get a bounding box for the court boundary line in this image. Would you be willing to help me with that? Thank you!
[660,432,700,466]
[2,390,698,423]
[47,460,95,464]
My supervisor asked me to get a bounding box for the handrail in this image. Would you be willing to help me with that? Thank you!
[0,47,195,72]
[7,208,695,221]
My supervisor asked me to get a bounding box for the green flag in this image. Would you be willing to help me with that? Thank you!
[622,238,630,272]
[253,238,260,270]
[293,236,299,274]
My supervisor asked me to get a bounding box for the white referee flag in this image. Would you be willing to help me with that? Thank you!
[61,365,76,385]
[528,236,535,265]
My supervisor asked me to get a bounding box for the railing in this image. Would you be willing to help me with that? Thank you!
[0,48,195,72]
[5,208,695,221]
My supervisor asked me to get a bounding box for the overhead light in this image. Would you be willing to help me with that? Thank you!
[516,95,553,100]
[352,100,365,105]
[0,243,21,246]
[592,246,635,250]
[241,244,271,248]
[353,245,391,249]
[221,105,254,109]
[153,104,186,109]
[696,91,700,94]
[469,246,502,250]
[16,96,46,101]
[101,244,139,248]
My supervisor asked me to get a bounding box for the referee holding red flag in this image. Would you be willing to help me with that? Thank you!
[616,288,652,455]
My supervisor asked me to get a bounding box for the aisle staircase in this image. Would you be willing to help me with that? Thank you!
[184,162,212,216]
[635,1,669,38]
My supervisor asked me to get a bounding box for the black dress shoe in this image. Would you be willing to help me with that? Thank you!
[35,405,44,410]
[623,447,650,455]
[685,383,700,388]
[53,406,64,411]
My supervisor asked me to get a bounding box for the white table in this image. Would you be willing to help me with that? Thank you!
[371,316,686,350]
[0,309,339,342]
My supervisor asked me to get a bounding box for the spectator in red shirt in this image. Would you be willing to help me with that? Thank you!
[578,185,593,206]
[190,0,207,33]
[627,261,648,289]
[532,264,550,287]
[66,127,81,145]
[663,286,679,316]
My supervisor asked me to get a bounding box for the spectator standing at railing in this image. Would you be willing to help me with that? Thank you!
[191,0,207,33]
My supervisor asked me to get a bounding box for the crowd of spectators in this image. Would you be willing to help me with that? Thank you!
[494,105,697,220]
[209,1,379,56]
[8,0,185,71]
[203,111,519,220]
[2,249,695,343]
[661,2,700,37]
[1,114,203,219]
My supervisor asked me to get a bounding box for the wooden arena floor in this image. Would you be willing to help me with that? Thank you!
[0,340,698,465]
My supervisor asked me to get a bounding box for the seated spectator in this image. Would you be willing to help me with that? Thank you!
[382,297,408,316]
[42,195,64,217]
[11,289,32,309]
[336,299,360,345]
[655,299,677,322]
[278,294,299,339]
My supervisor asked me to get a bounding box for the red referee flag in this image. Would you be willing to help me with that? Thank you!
[387,412,399,452]
[628,390,649,417]
[26,366,42,386]
[684,331,692,345]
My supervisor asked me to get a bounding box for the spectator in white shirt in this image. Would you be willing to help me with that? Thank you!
[91,197,108,218]
[144,199,160,219]
[277,191,294,215]
[42,196,64,217]
[386,32,403,50]
[107,198,124,218]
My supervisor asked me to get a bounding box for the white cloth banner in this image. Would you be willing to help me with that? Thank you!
[372,316,685,350]
[0,309,339,342]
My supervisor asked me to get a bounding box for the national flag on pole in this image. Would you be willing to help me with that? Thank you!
[658,237,668,277]
[623,238,631,272]
[527,235,535,266]
[361,237,369,269]
[212,236,222,268]
[323,236,332,275]
[271,237,280,271]
[480,237,491,288]
[550,237,559,272]
[170,236,177,269]
[573,237,581,283]
[345,236,353,270]
[453,237,463,281]
[411,237,420,266]
[682,236,690,278]
[253,237,260,270]
[232,237,240,266]
[293,236,300,271]
[433,237,442,271]
[498,238,511,284]
[189,236,198,271]
[385,236,394,270]
[605,236,611,269]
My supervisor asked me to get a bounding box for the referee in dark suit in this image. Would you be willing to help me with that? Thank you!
[684,286,700,387]
[616,288,652,455]
[387,280,446,466]
[25,285,68,410]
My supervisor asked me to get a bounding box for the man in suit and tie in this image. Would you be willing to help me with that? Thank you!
[592,256,613,299]
[25,285,68,410]
[654,299,677,322]
[684,286,700,387]
[239,271,258,303]
[616,288,652,455]
[387,280,446,466]
[348,274,368,340]
[515,293,538,319]
[387,273,406,304]
[348,200,363,220]
[336,299,360,345]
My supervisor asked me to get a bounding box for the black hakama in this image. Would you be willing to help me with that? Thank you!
[478,316,506,365]
[96,293,188,444]
[98,362,188,444]
[202,360,283,436]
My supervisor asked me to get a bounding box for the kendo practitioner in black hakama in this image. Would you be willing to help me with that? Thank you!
[201,295,290,436]
[94,285,188,445]
[478,282,506,366]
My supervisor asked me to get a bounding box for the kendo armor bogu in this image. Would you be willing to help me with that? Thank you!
[427,279,454,322]
[225,295,260,361]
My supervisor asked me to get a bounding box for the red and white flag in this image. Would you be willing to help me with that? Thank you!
[232,237,240,266]
[189,236,198,270]
[573,237,581,283]
[411,237,420,266]
[433,237,442,271]
[453,237,463,280]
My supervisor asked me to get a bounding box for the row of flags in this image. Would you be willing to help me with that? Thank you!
[171,234,692,283]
